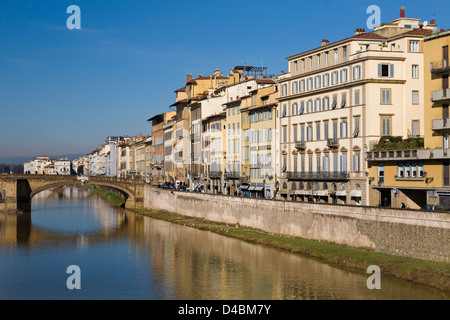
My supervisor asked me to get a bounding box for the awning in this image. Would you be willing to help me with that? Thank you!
[314,190,328,196]
[295,190,311,195]
[350,189,362,197]
[248,186,256,191]
[335,190,346,196]
[254,187,264,191]
[239,185,249,190]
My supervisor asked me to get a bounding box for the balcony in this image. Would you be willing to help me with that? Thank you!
[366,149,431,161]
[432,148,450,159]
[432,118,450,131]
[209,171,222,178]
[224,171,240,179]
[240,175,250,183]
[295,141,306,150]
[430,60,450,75]
[431,88,450,102]
[327,138,339,148]
[287,171,349,181]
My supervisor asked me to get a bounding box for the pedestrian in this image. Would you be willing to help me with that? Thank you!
[400,202,406,209]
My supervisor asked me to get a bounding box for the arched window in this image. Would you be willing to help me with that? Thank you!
[315,182,320,190]
[292,182,297,190]
[283,182,288,189]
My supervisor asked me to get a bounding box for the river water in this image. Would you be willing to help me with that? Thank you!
[0,187,447,300]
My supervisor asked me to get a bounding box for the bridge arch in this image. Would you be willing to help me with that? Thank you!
[30,181,135,207]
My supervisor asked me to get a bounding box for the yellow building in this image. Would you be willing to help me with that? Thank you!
[240,85,278,198]
[366,29,450,209]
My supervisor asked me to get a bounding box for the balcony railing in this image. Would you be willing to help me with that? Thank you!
[327,138,339,148]
[224,171,240,179]
[209,171,222,178]
[287,171,349,180]
[432,118,450,131]
[431,88,450,102]
[295,141,306,150]
[430,59,450,74]
[366,149,431,161]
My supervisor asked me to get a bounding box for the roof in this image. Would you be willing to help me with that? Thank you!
[255,78,276,84]
[404,28,433,36]
[169,99,188,107]
[222,99,242,106]
[175,87,185,93]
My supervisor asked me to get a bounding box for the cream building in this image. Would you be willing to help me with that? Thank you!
[277,8,434,205]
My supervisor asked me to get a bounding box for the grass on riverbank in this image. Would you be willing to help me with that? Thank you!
[84,185,449,292]
[81,184,125,206]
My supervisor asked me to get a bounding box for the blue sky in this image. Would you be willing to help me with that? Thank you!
[1,0,449,158]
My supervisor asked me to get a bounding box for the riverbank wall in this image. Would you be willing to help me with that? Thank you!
[144,185,450,263]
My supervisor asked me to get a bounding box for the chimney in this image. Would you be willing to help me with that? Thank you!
[214,68,220,76]
[321,39,329,46]
[400,6,405,18]
[185,73,192,83]
[354,28,366,36]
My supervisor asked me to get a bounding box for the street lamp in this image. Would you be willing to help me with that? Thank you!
[263,179,266,199]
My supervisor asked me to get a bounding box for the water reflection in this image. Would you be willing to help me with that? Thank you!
[0,187,447,300]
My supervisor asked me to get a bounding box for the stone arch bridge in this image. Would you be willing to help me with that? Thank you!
[0,174,145,212]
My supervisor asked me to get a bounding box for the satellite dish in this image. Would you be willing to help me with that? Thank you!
[432,27,441,34]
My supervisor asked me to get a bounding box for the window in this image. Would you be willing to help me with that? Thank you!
[331,95,337,109]
[391,43,396,52]
[353,117,360,138]
[283,126,287,143]
[378,64,394,77]
[324,122,329,140]
[353,65,361,80]
[381,117,391,136]
[412,91,419,105]
[309,57,313,71]
[354,90,360,106]
[282,104,287,117]
[410,40,419,52]
[412,120,419,138]
[341,93,347,108]
[398,163,404,177]
[323,97,329,110]
[317,54,321,69]
[323,73,329,87]
[378,163,384,184]
[334,49,338,64]
[316,123,321,140]
[292,81,298,94]
[301,59,305,73]
[381,89,391,104]
[325,52,329,67]
[341,69,348,83]
[293,60,298,75]
[353,152,360,172]
[307,125,313,141]
[340,120,348,138]
[412,65,419,79]
[293,125,298,142]
[343,46,347,62]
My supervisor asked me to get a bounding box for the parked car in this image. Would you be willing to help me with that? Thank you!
[162,182,174,189]
[421,204,446,211]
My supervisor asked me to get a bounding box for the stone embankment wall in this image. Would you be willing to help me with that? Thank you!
[144,185,450,263]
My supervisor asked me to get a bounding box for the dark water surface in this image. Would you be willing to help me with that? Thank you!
[0,187,447,300]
